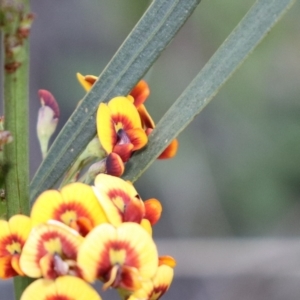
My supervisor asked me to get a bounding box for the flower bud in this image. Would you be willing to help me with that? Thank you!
[37,90,59,158]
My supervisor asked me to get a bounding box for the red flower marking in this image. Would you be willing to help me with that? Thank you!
[36,231,78,265]
[96,240,140,280]
[0,234,24,256]
[107,189,144,223]
[52,202,93,236]
[45,295,71,300]
[38,89,60,119]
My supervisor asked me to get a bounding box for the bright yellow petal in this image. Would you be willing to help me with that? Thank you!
[31,184,107,235]
[31,189,63,226]
[21,276,102,300]
[94,173,139,200]
[108,97,142,130]
[93,186,122,226]
[140,219,152,236]
[77,223,117,282]
[76,72,97,92]
[20,278,56,300]
[0,220,11,242]
[8,215,32,241]
[93,174,143,225]
[117,223,158,280]
[127,264,174,300]
[55,276,102,300]
[97,102,116,154]
[60,182,108,227]
[151,264,174,299]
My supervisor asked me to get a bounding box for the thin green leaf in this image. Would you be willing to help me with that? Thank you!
[123,0,295,182]
[30,0,201,204]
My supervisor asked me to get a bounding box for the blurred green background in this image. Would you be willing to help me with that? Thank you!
[30,0,300,238]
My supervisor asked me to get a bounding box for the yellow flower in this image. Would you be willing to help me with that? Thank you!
[97,96,148,163]
[93,174,145,226]
[19,221,83,279]
[77,222,158,291]
[0,215,31,279]
[31,182,108,236]
[20,276,102,300]
[121,256,176,300]
[77,73,178,160]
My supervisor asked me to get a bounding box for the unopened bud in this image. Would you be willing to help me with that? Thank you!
[37,90,59,158]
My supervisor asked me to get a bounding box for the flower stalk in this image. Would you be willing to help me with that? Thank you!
[0,0,33,298]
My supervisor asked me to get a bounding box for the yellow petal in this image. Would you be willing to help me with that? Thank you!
[77,223,117,282]
[21,276,102,300]
[20,278,56,300]
[151,264,174,299]
[108,96,142,130]
[117,223,158,280]
[31,183,107,235]
[0,219,11,242]
[8,215,32,242]
[76,72,97,92]
[31,189,63,226]
[97,102,116,154]
[93,174,143,226]
[60,182,108,227]
[140,219,152,236]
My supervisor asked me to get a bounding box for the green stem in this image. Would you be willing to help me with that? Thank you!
[4,49,30,217]
[1,0,32,298]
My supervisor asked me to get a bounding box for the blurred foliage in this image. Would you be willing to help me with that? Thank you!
[30,0,300,237]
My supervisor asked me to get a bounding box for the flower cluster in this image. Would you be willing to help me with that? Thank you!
[1,77,177,299]
[0,174,175,299]
[76,74,178,178]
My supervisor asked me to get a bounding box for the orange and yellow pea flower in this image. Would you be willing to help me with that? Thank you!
[30,182,108,236]
[19,221,83,279]
[121,256,176,300]
[93,174,162,231]
[77,222,158,291]
[77,73,178,161]
[97,96,148,162]
[20,275,102,300]
[0,215,31,279]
